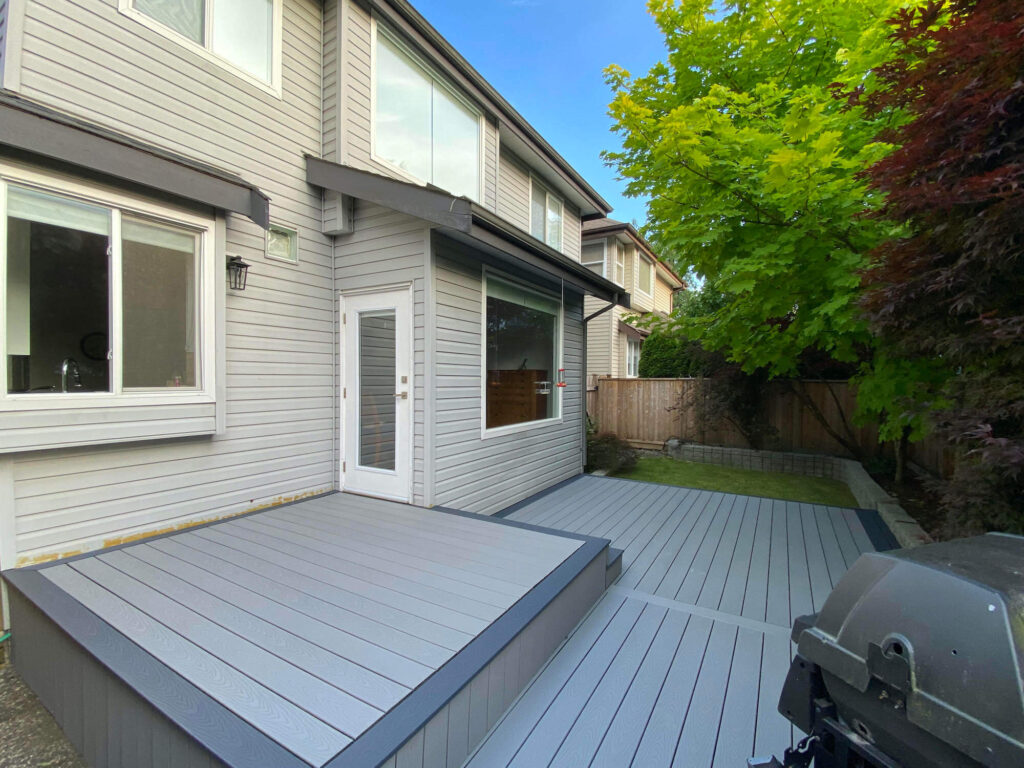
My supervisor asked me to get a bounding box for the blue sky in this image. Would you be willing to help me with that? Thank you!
[409,0,667,226]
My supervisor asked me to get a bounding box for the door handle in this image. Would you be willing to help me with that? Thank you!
[395,392,408,399]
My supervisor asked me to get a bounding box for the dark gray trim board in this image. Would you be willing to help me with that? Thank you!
[3,569,309,768]
[855,508,901,552]
[0,91,270,228]
[323,533,608,767]
[305,157,628,306]
[492,474,585,519]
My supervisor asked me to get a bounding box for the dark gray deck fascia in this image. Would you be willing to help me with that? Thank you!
[0,90,270,228]
[855,508,901,551]
[2,568,310,768]
[492,474,587,519]
[323,513,609,768]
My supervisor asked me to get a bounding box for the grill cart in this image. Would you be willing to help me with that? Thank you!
[751,533,1024,768]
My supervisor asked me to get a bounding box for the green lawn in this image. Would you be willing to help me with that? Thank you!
[613,456,859,507]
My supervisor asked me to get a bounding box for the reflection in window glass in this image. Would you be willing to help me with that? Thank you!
[122,217,198,389]
[375,35,432,181]
[212,0,273,81]
[615,244,626,285]
[5,187,111,394]
[432,86,480,200]
[545,195,563,250]
[531,178,563,250]
[136,0,204,43]
[485,277,560,429]
[530,179,546,241]
[627,338,641,378]
[374,33,480,199]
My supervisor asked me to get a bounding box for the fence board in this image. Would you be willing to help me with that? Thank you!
[587,378,954,477]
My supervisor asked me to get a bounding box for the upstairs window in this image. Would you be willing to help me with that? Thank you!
[615,243,626,286]
[374,30,481,201]
[131,0,276,84]
[581,242,605,277]
[530,178,563,251]
[637,254,654,296]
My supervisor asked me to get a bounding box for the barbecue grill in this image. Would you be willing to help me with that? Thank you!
[751,533,1024,768]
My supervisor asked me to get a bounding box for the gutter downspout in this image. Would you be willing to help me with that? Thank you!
[582,294,619,468]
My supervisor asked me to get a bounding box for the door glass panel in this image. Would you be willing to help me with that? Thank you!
[358,311,396,470]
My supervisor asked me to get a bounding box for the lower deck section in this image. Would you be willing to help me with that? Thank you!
[3,491,610,768]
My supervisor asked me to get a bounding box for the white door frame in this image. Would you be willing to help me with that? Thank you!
[339,283,414,502]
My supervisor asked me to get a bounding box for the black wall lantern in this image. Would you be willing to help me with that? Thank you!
[226,255,250,291]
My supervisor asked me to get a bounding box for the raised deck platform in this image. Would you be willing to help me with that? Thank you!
[3,492,610,768]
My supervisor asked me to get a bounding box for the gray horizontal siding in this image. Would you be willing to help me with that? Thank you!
[7,0,334,566]
[334,201,429,505]
[431,245,585,515]
[496,150,530,233]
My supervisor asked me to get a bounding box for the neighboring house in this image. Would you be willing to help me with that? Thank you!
[0,0,626,571]
[580,217,684,379]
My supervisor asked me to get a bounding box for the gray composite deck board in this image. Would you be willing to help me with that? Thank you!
[467,475,883,768]
[21,492,583,768]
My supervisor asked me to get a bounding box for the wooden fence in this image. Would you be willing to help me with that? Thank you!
[586,377,955,477]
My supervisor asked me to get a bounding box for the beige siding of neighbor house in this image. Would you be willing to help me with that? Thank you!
[432,243,585,514]
[1,0,333,566]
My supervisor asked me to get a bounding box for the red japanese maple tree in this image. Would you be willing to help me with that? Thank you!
[863,0,1024,533]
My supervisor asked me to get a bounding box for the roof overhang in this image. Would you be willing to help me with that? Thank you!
[0,91,270,228]
[583,219,686,289]
[354,0,610,218]
[306,156,629,307]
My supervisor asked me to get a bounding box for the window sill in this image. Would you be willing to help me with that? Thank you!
[0,397,218,453]
[481,416,563,440]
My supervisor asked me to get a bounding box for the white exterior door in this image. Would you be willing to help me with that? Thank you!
[340,288,412,502]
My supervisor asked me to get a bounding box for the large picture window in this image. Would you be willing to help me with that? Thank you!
[485,276,561,430]
[130,0,276,84]
[374,30,481,201]
[3,178,205,399]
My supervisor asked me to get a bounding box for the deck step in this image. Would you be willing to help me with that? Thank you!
[606,547,623,587]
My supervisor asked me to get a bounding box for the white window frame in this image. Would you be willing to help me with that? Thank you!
[636,253,654,298]
[581,240,606,277]
[266,222,298,265]
[626,338,642,378]
[615,243,626,286]
[370,21,486,202]
[480,267,563,439]
[529,175,564,252]
[0,161,217,411]
[119,0,285,96]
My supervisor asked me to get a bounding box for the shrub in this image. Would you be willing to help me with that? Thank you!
[585,433,637,475]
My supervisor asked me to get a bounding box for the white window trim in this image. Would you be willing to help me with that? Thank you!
[480,267,563,439]
[615,243,626,287]
[528,174,564,253]
[0,161,217,411]
[581,239,607,277]
[369,19,486,203]
[626,337,642,378]
[266,222,298,265]
[636,253,654,298]
[118,0,285,97]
